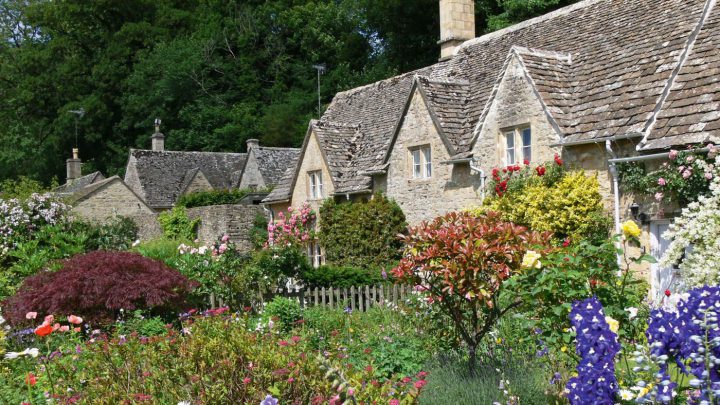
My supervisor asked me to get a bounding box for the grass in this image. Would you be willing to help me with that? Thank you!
[419,353,560,405]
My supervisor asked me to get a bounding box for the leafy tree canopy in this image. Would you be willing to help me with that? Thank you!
[0,0,577,183]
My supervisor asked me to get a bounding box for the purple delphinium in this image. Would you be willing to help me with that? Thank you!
[565,296,620,405]
[645,286,720,404]
[260,394,278,405]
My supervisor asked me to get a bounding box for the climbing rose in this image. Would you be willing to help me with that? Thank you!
[669,149,678,160]
[658,177,666,186]
[536,166,546,176]
[554,154,563,166]
[621,220,641,239]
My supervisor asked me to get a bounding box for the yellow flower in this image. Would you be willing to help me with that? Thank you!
[496,338,502,344]
[521,250,542,269]
[605,316,619,334]
[621,220,641,239]
[560,346,568,352]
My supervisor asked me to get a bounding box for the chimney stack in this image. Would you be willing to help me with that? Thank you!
[246,138,260,151]
[66,148,81,182]
[151,117,165,152]
[438,0,475,60]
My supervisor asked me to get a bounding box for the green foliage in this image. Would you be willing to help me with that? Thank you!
[116,310,168,337]
[157,206,199,241]
[301,264,390,288]
[0,177,55,199]
[264,296,303,332]
[75,216,139,251]
[175,188,253,208]
[250,245,311,286]
[318,193,407,268]
[249,213,269,250]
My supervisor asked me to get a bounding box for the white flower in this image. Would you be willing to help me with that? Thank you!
[521,250,542,269]
[0,315,4,325]
[4,347,39,360]
[619,389,634,400]
[178,401,191,405]
[625,307,638,320]
[132,239,140,247]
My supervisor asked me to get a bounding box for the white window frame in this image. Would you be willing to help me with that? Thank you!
[308,170,323,199]
[409,145,432,179]
[502,126,532,165]
[308,241,323,268]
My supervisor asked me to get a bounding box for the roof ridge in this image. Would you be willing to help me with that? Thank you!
[331,62,447,99]
[315,120,361,131]
[257,146,300,151]
[457,0,607,53]
[415,75,471,86]
[132,149,247,156]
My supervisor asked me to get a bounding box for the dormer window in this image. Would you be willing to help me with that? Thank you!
[502,127,532,165]
[410,145,432,179]
[308,170,323,199]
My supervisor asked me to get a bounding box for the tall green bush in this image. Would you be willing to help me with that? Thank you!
[318,193,406,268]
[157,206,199,240]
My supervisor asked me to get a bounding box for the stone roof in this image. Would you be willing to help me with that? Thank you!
[54,171,105,195]
[252,146,301,187]
[126,149,246,208]
[268,0,720,198]
[262,164,296,204]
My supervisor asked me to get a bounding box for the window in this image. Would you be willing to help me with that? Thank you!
[504,131,515,165]
[410,145,432,179]
[307,242,323,268]
[308,170,323,199]
[502,127,532,165]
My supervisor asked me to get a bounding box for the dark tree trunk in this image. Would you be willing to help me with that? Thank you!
[468,342,477,376]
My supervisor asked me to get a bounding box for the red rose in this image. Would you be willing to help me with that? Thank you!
[554,154,563,166]
[536,166,546,176]
[665,289,671,297]
[513,165,520,171]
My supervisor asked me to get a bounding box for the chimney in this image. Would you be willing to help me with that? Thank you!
[151,117,165,152]
[438,0,475,60]
[66,148,82,182]
[246,138,260,151]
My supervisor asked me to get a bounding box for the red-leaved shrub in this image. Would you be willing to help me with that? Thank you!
[2,251,197,326]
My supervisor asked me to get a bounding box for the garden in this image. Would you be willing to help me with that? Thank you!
[1,147,720,404]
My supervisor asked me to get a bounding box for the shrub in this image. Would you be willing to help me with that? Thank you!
[267,203,315,247]
[116,310,169,337]
[1,251,196,326]
[318,193,407,268]
[392,211,550,372]
[250,245,311,287]
[79,216,138,251]
[0,193,70,259]
[0,177,55,200]
[301,264,390,288]
[249,213,269,250]
[480,166,607,241]
[157,206,199,240]
[264,296,302,332]
[175,188,253,208]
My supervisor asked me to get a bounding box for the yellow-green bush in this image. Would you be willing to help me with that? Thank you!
[474,171,607,240]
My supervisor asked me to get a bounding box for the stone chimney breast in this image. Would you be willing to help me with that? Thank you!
[66,147,81,181]
[439,0,475,60]
[151,118,165,152]
[246,138,260,151]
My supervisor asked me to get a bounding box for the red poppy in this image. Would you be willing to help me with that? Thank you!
[536,166,546,176]
[34,323,53,337]
[554,154,563,166]
[665,289,671,297]
[25,373,37,386]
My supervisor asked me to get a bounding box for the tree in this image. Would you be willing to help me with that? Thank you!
[391,211,550,372]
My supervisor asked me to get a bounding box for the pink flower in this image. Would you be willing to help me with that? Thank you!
[218,243,227,254]
[25,312,37,320]
[415,379,427,389]
[705,172,713,180]
[683,170,692,179]
[44,314,54,324]
[390,400,400,405]
[287,377,295,383]
[686,155,695,163]
[52,323,61,331]
[278,340,289,347]
[59,325,70,332]
[655,192,664,202]
[242,377,251,384]
[658,177,666,186]
[291,335,301,343]
[67,315,83,325]
[678,165,686,172]
[221,234,229,242]
[669,149,678,160]
[347,388,354,396]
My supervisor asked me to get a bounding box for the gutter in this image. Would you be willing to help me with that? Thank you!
[605,141,621,235]
[549,132,643,148]
[468,159,487,202]
[608,146,710,164]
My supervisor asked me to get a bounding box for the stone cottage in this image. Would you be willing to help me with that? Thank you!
[55,148,153,222]
[263,0,720,296]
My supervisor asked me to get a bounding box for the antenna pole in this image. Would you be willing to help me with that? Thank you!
[312,64,326,118]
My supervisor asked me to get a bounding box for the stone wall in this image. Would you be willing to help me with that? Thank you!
[130,213,163,241]
[238,150,266,189]
[187,204,267,251]
[384,89,481,224]
[72,179,155,223]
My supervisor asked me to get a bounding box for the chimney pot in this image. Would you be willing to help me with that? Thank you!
[439,0,475,60]
[246,138,260,151]
[151,118,165,151]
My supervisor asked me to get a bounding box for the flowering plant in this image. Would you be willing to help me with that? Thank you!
[267,203,316,247]
[0,193,69,259]
[618,146,718,205]
[660,156,720,288]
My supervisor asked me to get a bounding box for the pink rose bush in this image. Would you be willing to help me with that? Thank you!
[267,203,316,247]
